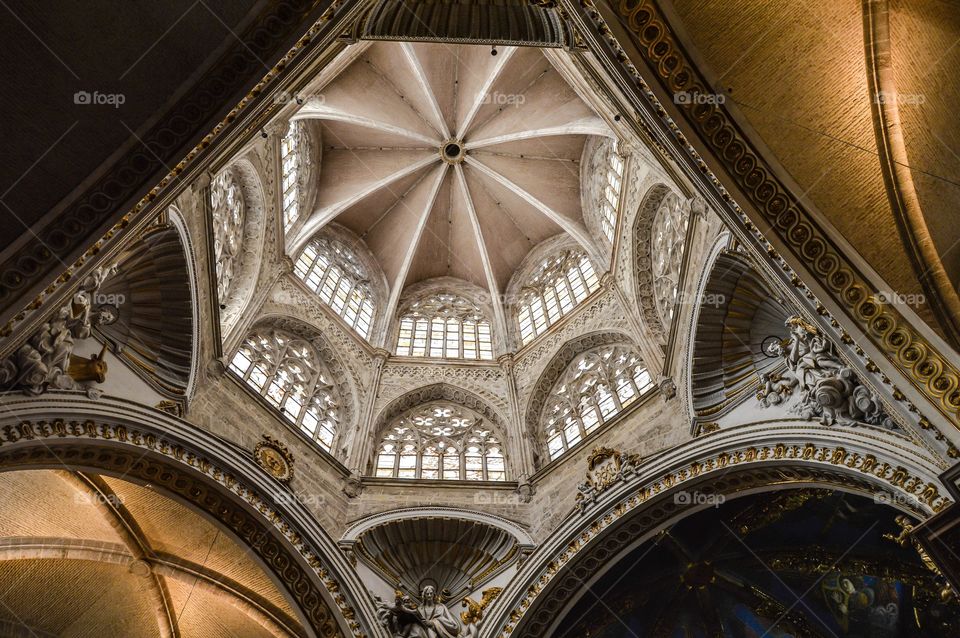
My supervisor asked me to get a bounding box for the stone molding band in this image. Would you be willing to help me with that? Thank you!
[0,393,388,638]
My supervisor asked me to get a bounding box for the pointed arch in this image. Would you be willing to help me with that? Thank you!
[370,383,512,479]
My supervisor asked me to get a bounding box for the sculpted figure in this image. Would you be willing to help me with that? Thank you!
[756,316,894,428]
[376,586,464,638]
[0,265,117,395]
[416,585,462,638]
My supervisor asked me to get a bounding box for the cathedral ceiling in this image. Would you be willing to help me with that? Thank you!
[287,41,614,324]
[0,469,305,638]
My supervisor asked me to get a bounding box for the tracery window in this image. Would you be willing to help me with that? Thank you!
[600,145,624,242]
[395,293,493,360]
[652,193,688,328]
[229,329,340,451]
[281,121,309,232]
[516,250,600,345]
[294,236,375,339]
[542,345,653,461]
[375,403,506,480]
[210,168,246,307]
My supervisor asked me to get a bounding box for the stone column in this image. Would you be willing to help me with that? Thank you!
[346,347,390,475]
[499,353,535,480]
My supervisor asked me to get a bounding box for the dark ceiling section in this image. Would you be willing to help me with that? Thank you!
[0,0,333,324]
[0,1,254,242]
[555,490,960,638]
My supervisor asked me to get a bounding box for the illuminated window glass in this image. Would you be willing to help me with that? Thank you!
[651,193,688,328]
[229,329,341,451]
[516,250,600,345]
[395,293,493,360]
[542,345,653,461]
[281,121,309,232]
[294,235,375,339]
[209,167,246,307]
[600,145,624,242]
[374,403,506,481]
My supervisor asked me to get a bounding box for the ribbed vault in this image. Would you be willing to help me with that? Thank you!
[287,40,614,338]
[0,469,305,638]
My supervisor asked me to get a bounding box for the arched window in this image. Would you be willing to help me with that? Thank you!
[542,345,653,461]
[516,250,600,345]
[281,121,309,232]
[294,235,375,339]
[210,167,245,307]
[374,403,506,480]
[600,144,624,242]
[395,293,493,360]
[652,192,688,328]
[229,329,340,451]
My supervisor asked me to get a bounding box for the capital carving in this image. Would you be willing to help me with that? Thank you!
[659,376,677,400]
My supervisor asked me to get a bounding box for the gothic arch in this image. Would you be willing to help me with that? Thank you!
[392,277,501,357]
[368,383,513,477]
[480,422,951,638]
[216,157,268,333]
[632,182,678,344]
[523,331,636,456]
[236,314,360,452]
[505,235,604,350]
[0,395,383,638]
[291,222,388,343]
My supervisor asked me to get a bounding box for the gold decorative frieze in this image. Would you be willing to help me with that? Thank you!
[493,438,950,636]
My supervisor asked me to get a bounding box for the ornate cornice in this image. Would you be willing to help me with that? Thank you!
[563,0,960,438]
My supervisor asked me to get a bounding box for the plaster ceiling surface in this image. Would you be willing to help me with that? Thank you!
[287,41,614,317]
[666,0,960,340]
[0,470,304,638]
[889,0,960,289]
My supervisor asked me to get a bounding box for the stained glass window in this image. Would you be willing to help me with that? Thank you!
[516,251,600,345]
[652,193,688,328]
[294,236,375,339]
[281,121,309,232]
[542,345,653,461]
[395,293,493,360]
[600,145,624,242]
[210,167,245,307]
[375,403,506,480]
[229,329,340,451]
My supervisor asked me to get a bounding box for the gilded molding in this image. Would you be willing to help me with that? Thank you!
[568,0,960,432]
[0,416,368,637]
[486,433,950,636]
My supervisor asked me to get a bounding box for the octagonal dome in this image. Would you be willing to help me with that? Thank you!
[285,41,618,341]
